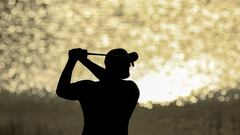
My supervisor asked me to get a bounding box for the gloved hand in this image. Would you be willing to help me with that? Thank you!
[68,48,88,62]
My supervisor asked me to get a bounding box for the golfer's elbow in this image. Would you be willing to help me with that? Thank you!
[56,86,76,100]
[56,88,63,97]
[56,85,67,98]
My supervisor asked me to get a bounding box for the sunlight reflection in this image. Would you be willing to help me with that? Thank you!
[137,56,221,105]
[1,0,240,108]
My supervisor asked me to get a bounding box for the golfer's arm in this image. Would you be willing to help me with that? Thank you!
[80,59,106,81]
[56,59,77,97]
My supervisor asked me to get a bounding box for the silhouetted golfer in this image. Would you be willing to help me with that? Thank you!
[56,48,139,135]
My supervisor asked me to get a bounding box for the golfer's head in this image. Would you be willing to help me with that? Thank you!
[104,48,137,79]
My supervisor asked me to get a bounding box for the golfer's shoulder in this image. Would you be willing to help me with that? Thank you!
[73,80,96,87]
[124,80,139,89]
[124,80,139,98]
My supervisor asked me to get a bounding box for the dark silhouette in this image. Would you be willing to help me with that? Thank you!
[56,48,140,135]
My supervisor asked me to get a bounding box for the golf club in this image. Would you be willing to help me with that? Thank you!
[88,52,138,61]
[87,52,139,66]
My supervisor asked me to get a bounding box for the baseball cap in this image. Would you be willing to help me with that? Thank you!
[104,48,138,67]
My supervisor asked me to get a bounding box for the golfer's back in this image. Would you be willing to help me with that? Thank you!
[76,80,139,135]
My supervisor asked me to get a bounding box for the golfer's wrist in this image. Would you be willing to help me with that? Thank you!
[79,58,90,64]
[67,57,78,63]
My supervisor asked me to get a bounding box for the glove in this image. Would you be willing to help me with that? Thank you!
[68,48,88,61]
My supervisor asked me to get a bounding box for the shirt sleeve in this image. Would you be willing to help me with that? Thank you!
[58,80,94,100]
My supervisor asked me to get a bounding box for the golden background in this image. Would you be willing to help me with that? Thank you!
[1,0,240,107]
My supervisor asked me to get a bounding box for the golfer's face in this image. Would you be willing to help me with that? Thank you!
[120,62,130,79]
[110,60,130,79]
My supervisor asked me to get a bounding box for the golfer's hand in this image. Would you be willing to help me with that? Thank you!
[68,48,88,62]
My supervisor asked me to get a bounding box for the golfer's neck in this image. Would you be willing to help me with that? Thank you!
[104,73,122,82]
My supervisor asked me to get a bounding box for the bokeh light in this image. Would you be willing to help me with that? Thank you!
[1,0,240,108]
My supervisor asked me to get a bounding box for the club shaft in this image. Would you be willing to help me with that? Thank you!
[88,53,128,58]
[87,52,107,56]
[65,52,126,57]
